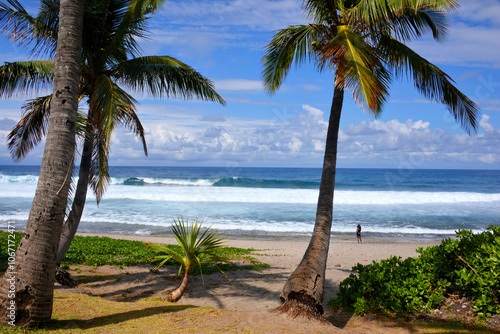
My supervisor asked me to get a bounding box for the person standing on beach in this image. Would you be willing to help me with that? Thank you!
[356,225,362,244]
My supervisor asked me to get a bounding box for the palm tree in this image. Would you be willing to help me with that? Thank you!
[0,0,84,326]
[0,0,225,266]
[147,218,228,302]
[262,0,479,319]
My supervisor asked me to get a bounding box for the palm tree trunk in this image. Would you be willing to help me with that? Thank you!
[56,127,93,265]
[163,268,190,303]
[0,0,84,326]
[277,85,344,320]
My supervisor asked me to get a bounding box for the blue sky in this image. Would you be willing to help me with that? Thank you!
[0,0,499,169]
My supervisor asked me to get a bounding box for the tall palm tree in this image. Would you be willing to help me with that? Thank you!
[0,0,84,326]
[262,0,479,319]
[0,0,225,266]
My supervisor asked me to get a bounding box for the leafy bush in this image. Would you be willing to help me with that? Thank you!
[0,231,22,272]
[329,226,500,318]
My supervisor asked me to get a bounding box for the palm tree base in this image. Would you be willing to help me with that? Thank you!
[159,281,186,303]
[273,292,327,323]
[160,291,181,303]
[55,266,78,288]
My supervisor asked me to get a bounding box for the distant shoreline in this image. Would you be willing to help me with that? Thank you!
[2,228,453,243]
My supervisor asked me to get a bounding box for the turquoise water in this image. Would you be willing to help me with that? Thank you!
[0,166,499,239]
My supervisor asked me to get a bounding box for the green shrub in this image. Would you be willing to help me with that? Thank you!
[329,226,500,318]
[0,231,22,272]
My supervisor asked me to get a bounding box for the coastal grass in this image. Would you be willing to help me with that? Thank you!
[0,231,268,274]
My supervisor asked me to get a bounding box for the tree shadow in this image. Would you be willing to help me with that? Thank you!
[177,265,291,309]
[49,304,195,330]
[323,311,354,329]
[57,263,290,307]
[321,276,353,329]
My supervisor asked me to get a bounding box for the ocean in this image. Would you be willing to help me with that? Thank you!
[0,165,499,241]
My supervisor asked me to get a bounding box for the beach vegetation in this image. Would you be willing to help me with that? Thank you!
[0,231,267,274]
[262,0,479,319]
[146,218,229,302]
[0,0,225,271]
[329,227,500,319]
[0,291,496,333]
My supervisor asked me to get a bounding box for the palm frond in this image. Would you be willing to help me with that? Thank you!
[8,93,90,161]
[93,74,147,153]
[0,0,57,56]
[195,226,226,254]
[87,75,113,204]
[113,56,225,104]
[147,217,228,276]
[380,34,479,133]
[388,6,449,42]
[349,0,458,36]
[89,124,110,204]
[33,0,60,57]
[93,74,120,147]
[86,74,150,202]
[262,24,317,94]
[146,242,185,271]
[303,0,340,25]
[116,104,148,156]
[105,0,166,62]
[0,60,54,97]
[324,25,390,114]
[7,94,51,161]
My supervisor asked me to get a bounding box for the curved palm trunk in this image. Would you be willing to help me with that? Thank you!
[56,128,93,265]
[0,0,84,326]
[163,268,190,302]
[277,85,344,319]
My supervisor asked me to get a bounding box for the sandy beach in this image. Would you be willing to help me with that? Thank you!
[59,233,441,316]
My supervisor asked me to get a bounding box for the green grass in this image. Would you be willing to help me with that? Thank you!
[0,292,497,333]
[0,231,21,272]
[0,231,268,274]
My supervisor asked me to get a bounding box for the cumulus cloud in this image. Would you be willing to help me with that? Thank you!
[103,106,500,168]
[2,104,499,168]
[338,115,500,168]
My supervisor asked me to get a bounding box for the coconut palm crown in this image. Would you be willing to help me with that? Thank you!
[0,0,226,266]
[262,0,479,318]
[1,0,225,200]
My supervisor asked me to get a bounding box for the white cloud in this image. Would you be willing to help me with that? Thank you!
[480,114,495,132]
[140,0,306,56]
[214,79,264,92]
[99,104,500,168]
[338,115,500,168]
[455,1,500,26]
[156,0,305,31]
[2,103,499,168]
